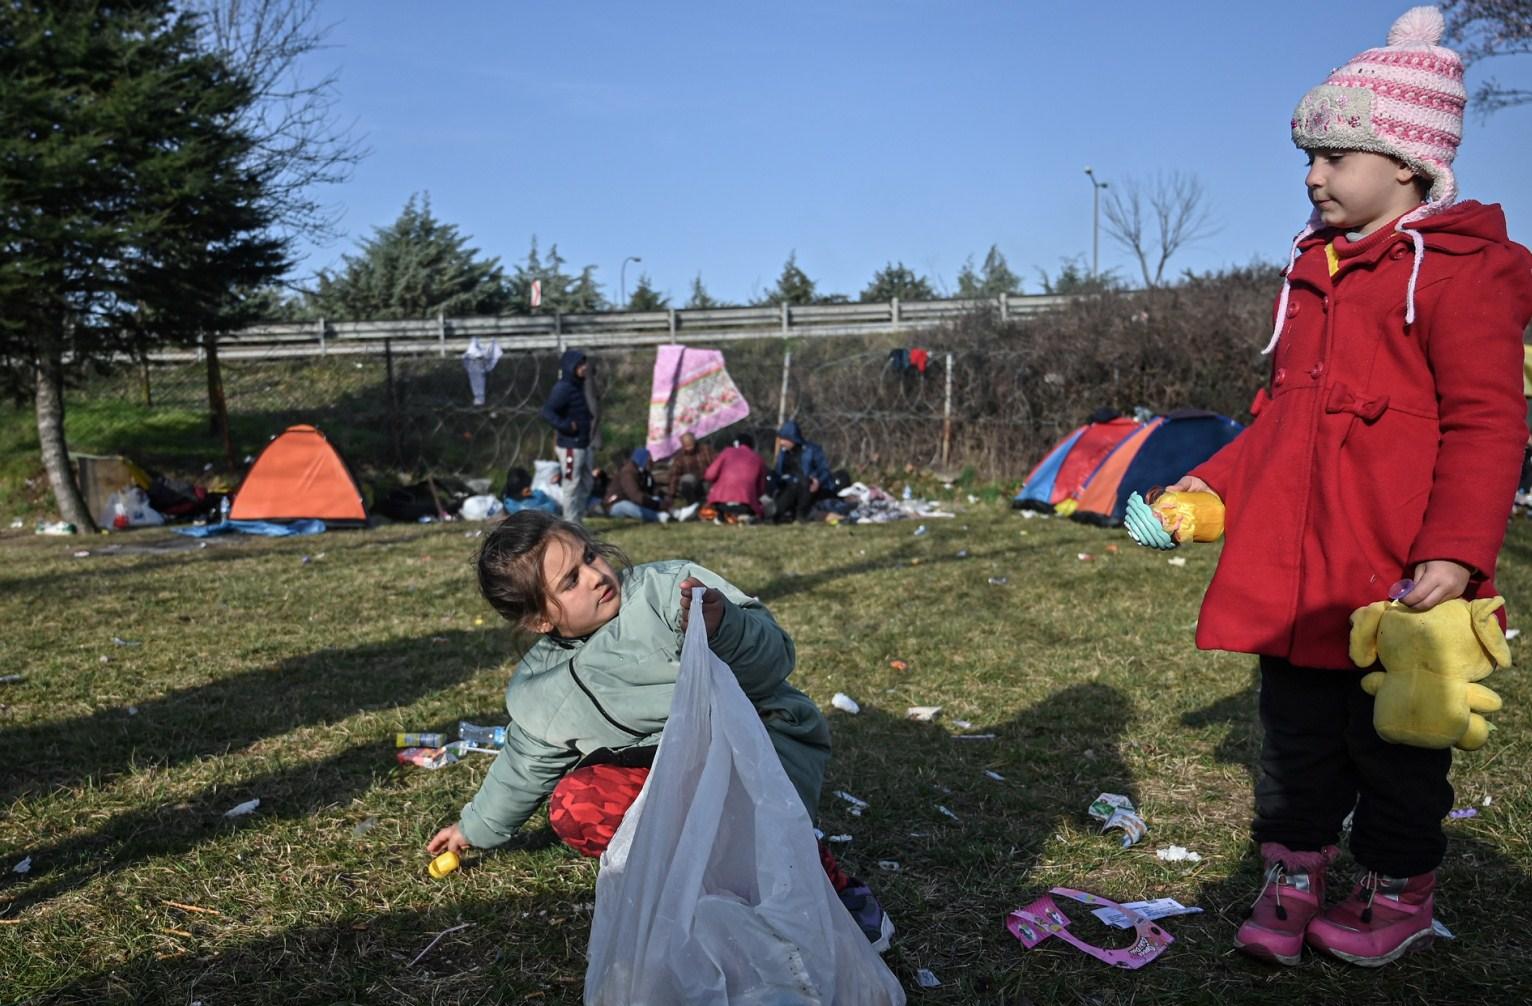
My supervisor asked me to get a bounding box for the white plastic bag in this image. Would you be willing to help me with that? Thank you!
[531,459,563,500]
[100,487,165,528]
[458,494,504,521]
[585,591,905,1005]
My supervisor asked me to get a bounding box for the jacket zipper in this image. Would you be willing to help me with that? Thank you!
[567,659,647,738]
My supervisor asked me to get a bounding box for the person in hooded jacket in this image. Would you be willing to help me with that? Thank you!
[1157,7,1532,970]
[770,419,836,523]
[604,448,669,523]
[540,349,598,521]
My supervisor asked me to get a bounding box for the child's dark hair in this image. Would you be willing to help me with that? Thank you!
[477,511,629,626]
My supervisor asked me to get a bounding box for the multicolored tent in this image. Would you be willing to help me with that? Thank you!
[229,424,369,526]
[1068,410,1244,526]
[1012,412,1141,512]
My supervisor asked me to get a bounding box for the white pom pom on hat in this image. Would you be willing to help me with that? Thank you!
[1387,5,1445,47]
[1268,6,1467,353]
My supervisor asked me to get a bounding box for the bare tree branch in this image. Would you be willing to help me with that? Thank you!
[1101,172,1217,287]
[189,0,369,248]
[1442,0,1532,118]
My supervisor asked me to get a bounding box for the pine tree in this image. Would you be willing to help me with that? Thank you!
[0,0,286,528]
[764,252,820,306]
[686,274,724,309]
[507,237,605,313]
[957,245,1022,298]
[308,194,510,319]
[860,262,936,302]
[627,274,670,311]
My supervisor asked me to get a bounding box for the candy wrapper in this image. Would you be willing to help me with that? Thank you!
[1088,792,1148,848]
[1007,887,1174,970]
[397,746,460,770]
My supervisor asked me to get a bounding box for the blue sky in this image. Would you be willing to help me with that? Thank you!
[289,1,1531,304]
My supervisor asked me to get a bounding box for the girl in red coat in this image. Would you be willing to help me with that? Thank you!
[1166,7,1532,968]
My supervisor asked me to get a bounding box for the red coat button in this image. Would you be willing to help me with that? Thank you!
[1287,301,1301,317]
[1310,362,1325,380]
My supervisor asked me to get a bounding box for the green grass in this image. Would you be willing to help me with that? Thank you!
[3,509,1531,1004]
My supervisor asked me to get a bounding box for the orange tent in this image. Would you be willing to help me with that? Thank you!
[229,424,369,526]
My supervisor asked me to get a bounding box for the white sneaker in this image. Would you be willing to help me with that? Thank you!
[657,512,671,524]
[675,502,702,522]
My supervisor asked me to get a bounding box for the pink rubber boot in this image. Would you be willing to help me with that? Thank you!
[1234,843,1339,965]
[1306,871,1435,967]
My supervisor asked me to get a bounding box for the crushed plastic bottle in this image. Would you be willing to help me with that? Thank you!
[35,521,76,535]
[457,721,506,748]
[218,495,232,523]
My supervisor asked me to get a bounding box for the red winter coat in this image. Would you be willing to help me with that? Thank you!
[1190,201,1532,669]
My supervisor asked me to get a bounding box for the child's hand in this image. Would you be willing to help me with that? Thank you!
[1166,475,1212,494]
[427,823,471,855]
[678,577,726,639]
[1399,560,1472,611]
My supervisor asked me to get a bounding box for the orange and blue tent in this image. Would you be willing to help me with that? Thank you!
[1068,409,1244,526]
[1012,411,1142,512]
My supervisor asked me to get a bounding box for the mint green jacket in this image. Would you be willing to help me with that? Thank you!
[458,560,831,848]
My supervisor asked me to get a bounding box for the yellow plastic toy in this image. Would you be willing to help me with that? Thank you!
[1148,490,1225,543]
[1348,596,1510,751]
[428,851,461,879]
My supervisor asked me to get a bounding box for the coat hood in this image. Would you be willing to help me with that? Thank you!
[559,349,587,383]
[776,419,803,445]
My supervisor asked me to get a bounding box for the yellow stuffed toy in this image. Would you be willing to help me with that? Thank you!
[1348,596,1510,751]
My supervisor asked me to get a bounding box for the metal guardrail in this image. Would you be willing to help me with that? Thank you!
[148,293,1076,362]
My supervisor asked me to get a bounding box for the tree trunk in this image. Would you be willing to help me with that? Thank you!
[204,334,237,470]
[34,353,96,531]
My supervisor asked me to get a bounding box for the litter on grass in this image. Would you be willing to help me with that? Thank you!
[951,719,974,729]
[834,790,869,816]
[1088,793,1148,849]
[937,805,959,822]
[1155,845,1202,863]
[1506,629,1521,641]
[889,659,909,671]
[1449,807,1479,820]
[223,799,260,818]
[987,576,1009,585]
[1167,557,1188,567]
[1091,898,1203,929]
[0,674,24,684]
[831,692,861,715]
[913,525,928,537]
[984,770,1006,782]
[826,834,853,844]
[915,968,941,988]
[1077,553,1093,561]
[955,733,996,741]
[1484,795,1494,806]
[877,860,901,872]
[352,816,379,837]
[13,856,31,875]
[1008,888,1174,970]
[1432,919,1455,940]
[906,706,942,722]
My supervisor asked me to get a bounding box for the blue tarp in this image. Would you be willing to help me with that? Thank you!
[174,519,327,538]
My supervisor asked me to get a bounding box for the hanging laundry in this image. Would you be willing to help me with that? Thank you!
[909,348,930,374]
[645,344,751,461]
[462,337,504,405]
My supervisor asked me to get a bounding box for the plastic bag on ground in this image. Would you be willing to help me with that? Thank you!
[585,591,905,1005]
[101,487,166,528]
[459,494,505,521]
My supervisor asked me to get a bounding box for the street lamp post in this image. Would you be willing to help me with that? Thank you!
[620,255,642,308]
[1083,166,1109,276]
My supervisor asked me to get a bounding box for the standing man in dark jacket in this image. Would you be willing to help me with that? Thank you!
[771,419,835,523]
[540,349,597,521]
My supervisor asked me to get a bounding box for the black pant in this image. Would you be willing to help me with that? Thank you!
[1253,657,1452,877]
[673,474,706,505]
[772,481,826,523]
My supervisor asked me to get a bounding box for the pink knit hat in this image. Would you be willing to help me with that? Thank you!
[1265,6,1466,352]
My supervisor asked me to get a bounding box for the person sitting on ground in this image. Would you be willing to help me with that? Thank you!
[665,432,715,509]
[705,432,768,521]
[501,466,561,515]
[426,511,894,951]
[603,448,668,523]
[770,420,836,524]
